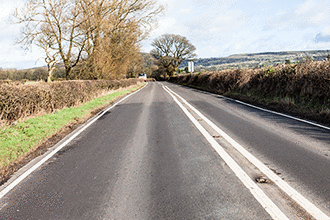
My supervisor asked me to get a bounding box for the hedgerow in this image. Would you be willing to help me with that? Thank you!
[169,61,330,124]
[0,79,143,125]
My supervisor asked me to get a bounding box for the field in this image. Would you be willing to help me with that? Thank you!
[179,49,330,71]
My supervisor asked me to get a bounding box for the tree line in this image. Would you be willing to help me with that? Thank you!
[0,53,159,82]
[0,68,49,81]
[12,0,164,81]
[7,0,198,82]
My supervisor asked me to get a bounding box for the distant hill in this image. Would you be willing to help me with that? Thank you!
[180,49,330,71]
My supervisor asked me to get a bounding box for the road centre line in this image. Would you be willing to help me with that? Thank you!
[0,83,148,200]
[164,85,330,220]
[162,85,289,220]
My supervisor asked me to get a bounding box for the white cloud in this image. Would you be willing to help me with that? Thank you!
[320,25,330,36]
[0,0,47,69]
[179,7,192,14]
[264,0,330,31]
[0,5,11,21]
[0,0,24,20]
[143,0,256,58]
[151,17,189,37]
[3,0,330,68]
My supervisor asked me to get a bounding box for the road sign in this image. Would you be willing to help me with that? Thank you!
[188,61,194,73]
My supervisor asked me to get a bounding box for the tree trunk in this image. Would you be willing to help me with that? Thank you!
[47,65,56,83]
[65,66,72,80]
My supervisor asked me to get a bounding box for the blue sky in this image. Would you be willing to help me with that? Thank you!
[1,0,330,69]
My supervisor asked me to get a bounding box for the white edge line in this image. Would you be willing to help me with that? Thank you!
[0,82,148,199]
[162,85,289,220]
[165,85,330,220]
[181,84,330,131]
[229,97,330,131]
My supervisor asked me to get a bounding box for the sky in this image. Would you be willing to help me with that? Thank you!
[1,0,330,69]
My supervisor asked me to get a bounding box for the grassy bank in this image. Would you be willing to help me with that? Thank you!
[169,61,330,126]
[0,78,144,126]
[0,83,145,183]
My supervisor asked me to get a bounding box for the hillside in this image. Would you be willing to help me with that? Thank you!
[180,49,330,71]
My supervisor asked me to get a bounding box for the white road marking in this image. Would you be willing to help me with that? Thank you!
[185,84,330,131]
[230,99,330,131]
[0,83,148,200]
[162,85,289,220]
[164,85,330,220]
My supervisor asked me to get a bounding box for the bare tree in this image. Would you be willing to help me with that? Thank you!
[13,0,88,80]
[36,35,60,82]
[151,34,197,77]
[80,0,164,79]
[13,0,164,81]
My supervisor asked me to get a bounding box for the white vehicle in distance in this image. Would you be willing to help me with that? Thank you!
[138,73,147,81]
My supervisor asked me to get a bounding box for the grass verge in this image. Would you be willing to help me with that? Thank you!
[170,81,330,127]
[0,82,145,184]
[226,90,330,126]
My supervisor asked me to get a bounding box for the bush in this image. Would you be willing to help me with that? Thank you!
[169,61,330,123]
[0,79,144,125]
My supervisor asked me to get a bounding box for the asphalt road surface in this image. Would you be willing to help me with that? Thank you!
[0,82,329,219]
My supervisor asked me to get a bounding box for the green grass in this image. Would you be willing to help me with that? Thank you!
[0,83,145,167]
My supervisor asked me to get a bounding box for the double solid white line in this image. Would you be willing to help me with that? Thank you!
[162,85,330,220]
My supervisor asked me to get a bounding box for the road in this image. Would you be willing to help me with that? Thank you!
[0,82,329,219]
